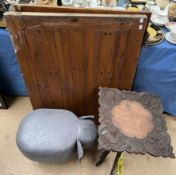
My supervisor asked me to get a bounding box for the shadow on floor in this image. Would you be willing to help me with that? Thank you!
[0,96,24,109]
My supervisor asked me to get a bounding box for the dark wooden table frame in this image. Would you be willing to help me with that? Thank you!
[96,150,122,175]
[0,94,7,109]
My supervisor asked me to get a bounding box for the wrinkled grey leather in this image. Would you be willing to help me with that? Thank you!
[16,109,97,163]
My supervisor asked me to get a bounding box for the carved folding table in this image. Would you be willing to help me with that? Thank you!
[96,88,174,175]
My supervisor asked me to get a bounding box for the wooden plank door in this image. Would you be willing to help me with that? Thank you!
[5,12,148,120]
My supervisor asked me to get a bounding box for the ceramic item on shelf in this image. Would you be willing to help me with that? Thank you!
[0,0,10,17]
[90,0,97,7]
[146,0,155,10]
[171,31,176,39]
[73,0,85,7]
[155,0,169,10]
[111,7,125,10]
[136,4,145,10]
[127,7,140,11]
[149,5,160,13]
[168,4,176,20]
[95,6,125,9]
[130,0,147,4]
[36,0,56,5]
[151,14,169,26]
[62,0,73,6]
[157,9,168,17]
[170,29,176,38]
[146,24,164,45]
[123,3,132,9]
[165,32,176,44]
[102,0,116,7]
[124,3,144,11]
[165,22,176,32]
[147,0,155,5]
[147,26,157,37]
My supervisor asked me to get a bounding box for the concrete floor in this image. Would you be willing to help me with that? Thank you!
[0,97,176,175]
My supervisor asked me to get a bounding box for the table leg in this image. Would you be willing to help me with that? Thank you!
[0,95,7,109]
[96,149,110,166]
[110,152,122,175]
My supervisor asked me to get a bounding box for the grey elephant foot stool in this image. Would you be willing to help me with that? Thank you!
[16,109,97,163]
[96,88,175,175]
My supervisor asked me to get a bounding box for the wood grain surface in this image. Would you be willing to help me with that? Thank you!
[5,9,148,121]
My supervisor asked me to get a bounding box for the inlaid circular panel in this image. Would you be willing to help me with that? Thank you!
[111,100,154,139]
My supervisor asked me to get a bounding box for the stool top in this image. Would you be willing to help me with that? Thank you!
[98,88,175,158]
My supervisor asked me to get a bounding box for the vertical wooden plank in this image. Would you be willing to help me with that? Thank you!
[40,27,64,108]
[54,29,74,111]
[24,26,53,107]
[98,31,116,87]
[111,31,129,88]
[119,18,148,90]
[69,30,85,116]
[84,31,100,117]
[54,28,74,111]
[5,15,42,109]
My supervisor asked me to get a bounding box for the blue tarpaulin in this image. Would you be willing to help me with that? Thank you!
[133,43,176,116]
[0,28,27,96]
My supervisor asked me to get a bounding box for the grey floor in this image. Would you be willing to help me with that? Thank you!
[0,97,176,175]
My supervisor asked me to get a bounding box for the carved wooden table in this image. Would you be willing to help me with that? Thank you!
[96,88,175,175]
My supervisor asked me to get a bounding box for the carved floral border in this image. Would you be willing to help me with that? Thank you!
[98,87,175,158]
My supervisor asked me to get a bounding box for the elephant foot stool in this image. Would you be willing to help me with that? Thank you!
[16,109,97,163]
[96,88,175,175]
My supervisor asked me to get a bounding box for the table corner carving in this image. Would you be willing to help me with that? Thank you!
[97,87,175,174]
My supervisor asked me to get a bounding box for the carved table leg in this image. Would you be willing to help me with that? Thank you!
[96,149,110,166]
[110,152,122,175]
